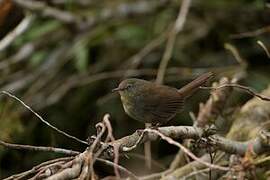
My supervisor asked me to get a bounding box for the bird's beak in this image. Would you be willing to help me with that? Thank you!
[112,87,121,92]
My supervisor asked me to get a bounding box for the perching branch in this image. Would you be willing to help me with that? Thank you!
[99,125,270,159]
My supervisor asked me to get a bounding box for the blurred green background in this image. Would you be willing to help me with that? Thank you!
[0,0,270,178]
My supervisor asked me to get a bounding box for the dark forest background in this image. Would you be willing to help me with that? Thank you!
[0,0,270,178]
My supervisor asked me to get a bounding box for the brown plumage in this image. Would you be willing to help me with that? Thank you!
[113,72,213,125]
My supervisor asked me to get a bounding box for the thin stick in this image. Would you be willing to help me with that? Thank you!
[144,123,152,169]
[103,114,120,178]
[144,129,229,171]
[200,84,270,101]
[230,26,270,39]
[13,0,77,24]
[88,122,107,179]
[3,157,73,180]
[257,40,270,58]
[0,140,79,155]
[0,91,88,145]
[123,27,169,70]
[224,43,247,67]
[156,0,192,84]
[0,14,34,52]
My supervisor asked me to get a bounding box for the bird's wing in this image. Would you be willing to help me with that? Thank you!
[142,85,184,123]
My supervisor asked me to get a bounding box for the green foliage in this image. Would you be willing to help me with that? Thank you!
[29,50,47,67]
[115,24,147,48]
[14,20,61,47]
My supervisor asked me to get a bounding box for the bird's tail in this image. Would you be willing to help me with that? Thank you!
[177,72,213,97]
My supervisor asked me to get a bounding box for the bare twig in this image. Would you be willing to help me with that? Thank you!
[12,0,78,24]
[144,129,229,171]
[0,13,34,52]
[257,40,270,58]
[224,43,247,67]
[200,84,270,101]
[156,0,192,84]
[230,26,270,39]
[46,154,84,180]
[0,28,67,71]
[87,122,107,179]
[123,27,170,70]
[0,140,79,155]
[0,43,34,70]
[196,77,234,128]
[0,91,88,145]
[3,157,74,180]
[144,122,152,169]
[13,0,169,32]
[103,114,120,179]
[2,43,72,93]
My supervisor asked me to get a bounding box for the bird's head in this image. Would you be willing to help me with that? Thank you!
[112,78,147,99]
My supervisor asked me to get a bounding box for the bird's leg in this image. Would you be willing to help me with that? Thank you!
[147,123,161,130]
[145,123,152,170]
[203,125,217,137]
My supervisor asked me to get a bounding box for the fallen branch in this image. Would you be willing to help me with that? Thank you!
[100,125,270,159]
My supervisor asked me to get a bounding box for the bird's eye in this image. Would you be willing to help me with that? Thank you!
[126,85,132,90]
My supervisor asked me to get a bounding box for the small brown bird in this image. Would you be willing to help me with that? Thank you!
[113,72,213,125]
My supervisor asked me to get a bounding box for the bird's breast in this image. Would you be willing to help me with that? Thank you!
[120,95,146,122]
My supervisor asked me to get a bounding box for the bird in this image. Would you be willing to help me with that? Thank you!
[113,72,213,125]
